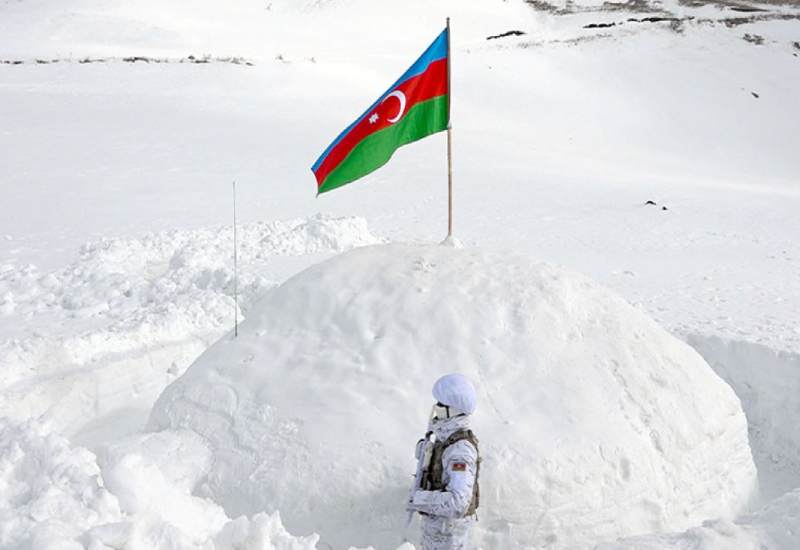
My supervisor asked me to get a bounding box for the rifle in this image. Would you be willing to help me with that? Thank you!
[405,430,434,530]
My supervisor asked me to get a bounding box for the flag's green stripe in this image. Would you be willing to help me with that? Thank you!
[319,94,449,194]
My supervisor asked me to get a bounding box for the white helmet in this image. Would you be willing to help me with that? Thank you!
[432,373,477,417]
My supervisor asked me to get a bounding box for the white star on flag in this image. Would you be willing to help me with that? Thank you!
[369,113,379,124]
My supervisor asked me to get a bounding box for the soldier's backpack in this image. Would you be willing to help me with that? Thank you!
[421,429,480,517]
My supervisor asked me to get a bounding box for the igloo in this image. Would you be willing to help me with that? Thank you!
[149,244,756,549]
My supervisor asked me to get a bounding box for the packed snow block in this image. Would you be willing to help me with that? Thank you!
[686,334,800,501]
[149,243,756,549]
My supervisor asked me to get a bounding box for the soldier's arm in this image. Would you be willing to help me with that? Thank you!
[408,440,477,519]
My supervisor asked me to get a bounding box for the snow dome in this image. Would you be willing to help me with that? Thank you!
[149,244,756,549]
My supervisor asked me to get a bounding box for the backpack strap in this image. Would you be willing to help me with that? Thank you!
[443,429,480,517]
[445,428,479,451]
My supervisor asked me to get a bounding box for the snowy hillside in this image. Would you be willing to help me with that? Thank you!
[1,0,799,548]
[2,0,798,348]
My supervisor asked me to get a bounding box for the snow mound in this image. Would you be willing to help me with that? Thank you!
[149,243,757,549]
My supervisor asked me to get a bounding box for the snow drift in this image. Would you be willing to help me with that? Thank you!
[0,417,325,550]
[149,243,757,549]
[598,488,800,550]
[0,418,121,548]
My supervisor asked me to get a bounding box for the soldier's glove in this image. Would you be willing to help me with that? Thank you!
[407,489,437,514]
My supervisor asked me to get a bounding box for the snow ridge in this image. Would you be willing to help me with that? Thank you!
[0,215,381,442]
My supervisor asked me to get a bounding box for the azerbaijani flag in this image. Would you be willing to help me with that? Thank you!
[312,28,450,195]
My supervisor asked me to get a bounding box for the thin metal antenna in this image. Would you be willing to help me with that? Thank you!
[233,181,238,338]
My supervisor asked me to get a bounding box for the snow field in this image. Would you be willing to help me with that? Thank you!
[3,6,798,352]
[149,243,756,549]
[1,0,799,548]
[0,215,380,445]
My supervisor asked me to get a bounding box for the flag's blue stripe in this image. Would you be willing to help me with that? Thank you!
[312,28,448,173]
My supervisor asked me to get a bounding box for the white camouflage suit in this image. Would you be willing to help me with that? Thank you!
[408,415,478,550]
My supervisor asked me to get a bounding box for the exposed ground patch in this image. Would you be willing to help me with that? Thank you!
[1,54,254,67]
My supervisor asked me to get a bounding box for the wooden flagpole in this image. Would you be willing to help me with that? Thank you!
[446,17,454,239]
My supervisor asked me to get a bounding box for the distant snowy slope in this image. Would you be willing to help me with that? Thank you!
[1,0,797,358]
[150,243,756,549]
[0,0,534,59]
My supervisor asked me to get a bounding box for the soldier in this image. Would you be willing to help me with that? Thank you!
[407,373,480,550]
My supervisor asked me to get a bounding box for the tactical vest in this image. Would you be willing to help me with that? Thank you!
[421,429,480,517]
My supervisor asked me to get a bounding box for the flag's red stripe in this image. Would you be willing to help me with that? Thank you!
[314,58,448,187]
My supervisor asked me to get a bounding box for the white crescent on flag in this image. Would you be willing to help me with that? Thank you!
[382,91,407,123]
